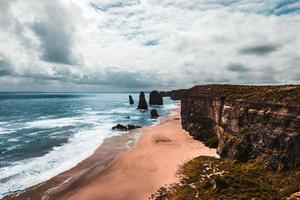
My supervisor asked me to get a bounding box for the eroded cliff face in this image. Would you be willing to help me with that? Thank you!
[180,85,300,170]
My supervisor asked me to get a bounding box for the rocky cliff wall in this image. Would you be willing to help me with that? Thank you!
[180,85,300,170]
[160,89,188,100]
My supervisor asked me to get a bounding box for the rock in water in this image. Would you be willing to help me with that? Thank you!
[129,95,134,104]
[127,124,141,130]
[150,109,159,119]
[137,92,148,110]
[112,124,142,131]
[112,124,128,131]
[149,90,163,105]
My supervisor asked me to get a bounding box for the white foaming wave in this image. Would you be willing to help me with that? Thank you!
[0,102,178,197]
[5,144,21,151]
[7,137,20,142]
[162,103,180,110]
[102,107,132,114]
[37,115,55,120]
[80,107,103,115]
[0,127,13,135]
[0,123,118,198]
[83,110,102,115]
[24,117,79,129]
[78,115,113,126]
[24,114,111,129]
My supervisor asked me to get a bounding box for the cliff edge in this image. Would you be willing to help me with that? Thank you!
[180,85,300,170]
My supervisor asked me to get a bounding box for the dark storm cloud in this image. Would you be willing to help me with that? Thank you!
[100,70,154,88]
[29,1,81,66]
[0,59,13,77]
[226,63,250,72]
[32,22,78,65]
[10,65,165,90]
[144,40,160,46]
[239,44,280,56]
[73,68,165,89]
[22,65,73,83]
[1,0,300,92]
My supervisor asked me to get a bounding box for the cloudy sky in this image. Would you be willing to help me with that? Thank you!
[0,0,300,92]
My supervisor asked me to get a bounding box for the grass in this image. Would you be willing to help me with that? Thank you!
[151,156,300,200]
[204,136,219,148]
[189,84,300,106]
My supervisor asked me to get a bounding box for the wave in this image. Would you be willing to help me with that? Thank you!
[24,117,79,129]
[0,98,179,198]
[0,127,13,135]
[23,114,112,129]
[0,124,118,198]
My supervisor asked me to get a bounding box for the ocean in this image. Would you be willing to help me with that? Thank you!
[0,93,179,198]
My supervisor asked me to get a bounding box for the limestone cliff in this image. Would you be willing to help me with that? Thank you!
[160,89,188,100]
[179,85,300,170]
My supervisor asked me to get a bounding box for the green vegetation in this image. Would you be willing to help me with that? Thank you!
[190,84,300,106]
[204,136,219,148]
[152,156,300,200]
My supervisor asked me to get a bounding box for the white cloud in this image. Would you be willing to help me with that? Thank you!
[0,0,299,91]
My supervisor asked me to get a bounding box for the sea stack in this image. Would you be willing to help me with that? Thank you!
[149,90,163,105]
[129,95,134,104]
[137,92,148,110]
[150,109,159,119]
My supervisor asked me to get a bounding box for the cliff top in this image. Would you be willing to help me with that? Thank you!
[188,84,300,106]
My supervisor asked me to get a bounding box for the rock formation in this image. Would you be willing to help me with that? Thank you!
[129,95,134,104]
[149,91,163,105]
[137,92,148,110]
[150,109,159,119]
[112,124,141,131]
[112,124,128,131]
[160,89,188,100]
[127,124,142,130]
[180,85,300,170]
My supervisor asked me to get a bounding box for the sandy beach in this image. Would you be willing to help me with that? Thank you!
[5,109,218,200]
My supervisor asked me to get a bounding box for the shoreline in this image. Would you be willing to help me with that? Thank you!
[3,128,143,200]
[4,108,218,200]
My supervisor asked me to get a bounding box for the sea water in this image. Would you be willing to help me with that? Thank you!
[0,93,179,198]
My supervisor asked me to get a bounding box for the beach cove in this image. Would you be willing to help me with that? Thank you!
[4,108,218,200]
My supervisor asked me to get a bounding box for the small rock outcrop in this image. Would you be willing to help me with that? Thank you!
[137,92,148,110]
[150,109,159,119]
[149,90,163,105]
[112,124,128,131]
[127,124,141,130]
[112,124,141,131]
[129,95,134,104]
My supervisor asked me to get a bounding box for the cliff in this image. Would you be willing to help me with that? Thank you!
[160,89,188,100]
[180,85,300,170]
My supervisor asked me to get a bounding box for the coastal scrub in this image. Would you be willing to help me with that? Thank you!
[152,156,300,200]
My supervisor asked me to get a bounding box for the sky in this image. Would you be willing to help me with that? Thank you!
[0,0,300,92]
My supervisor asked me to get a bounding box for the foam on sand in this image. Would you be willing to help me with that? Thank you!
[0,125,117,198]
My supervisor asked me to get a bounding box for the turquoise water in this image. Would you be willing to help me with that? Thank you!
[0,93,179,197]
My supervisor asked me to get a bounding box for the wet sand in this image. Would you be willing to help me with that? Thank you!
[4,130,142,200]
[4,109,218,200]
